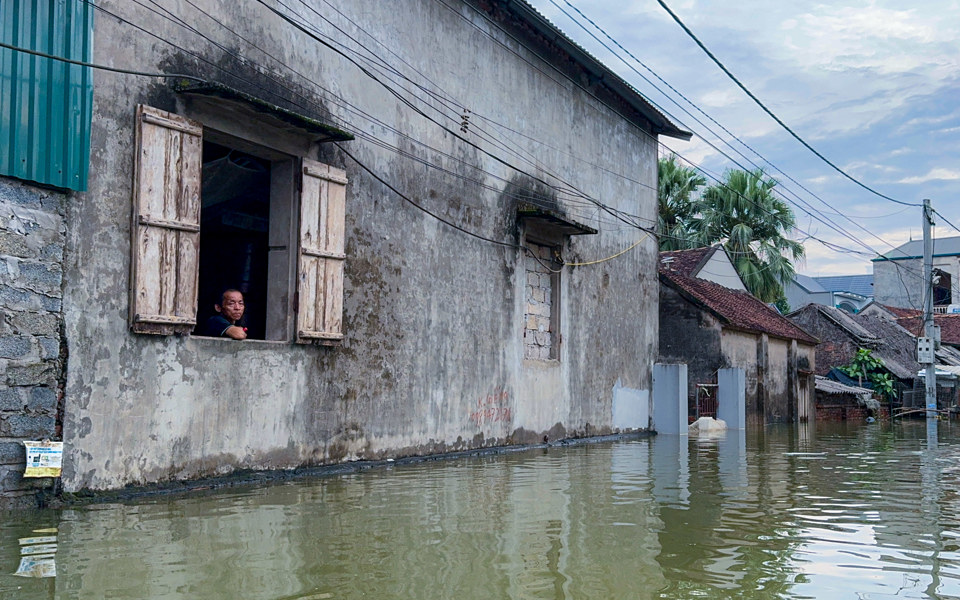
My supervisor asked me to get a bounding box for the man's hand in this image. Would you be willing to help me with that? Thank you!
[225,325,247,340]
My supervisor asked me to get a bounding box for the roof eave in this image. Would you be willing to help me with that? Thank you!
[660,272,818,345]
[504,0,691,141]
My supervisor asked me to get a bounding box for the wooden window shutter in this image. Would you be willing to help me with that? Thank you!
[297,159,347,343]
[130,105,203,335]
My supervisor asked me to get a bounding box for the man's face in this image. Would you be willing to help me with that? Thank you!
[217,291,245,323]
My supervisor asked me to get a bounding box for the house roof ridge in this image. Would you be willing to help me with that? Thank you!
[500,0,691,140]
[660,269,818,345]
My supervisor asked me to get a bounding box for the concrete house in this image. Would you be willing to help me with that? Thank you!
[659,244,747,292]
[785,274,873,314]
[658,248,818,425]
[873,236,960,310]
[0,0,690,503]
[788,303,960,409]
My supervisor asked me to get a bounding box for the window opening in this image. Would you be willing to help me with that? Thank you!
[131,104,348,342]
[195,142,271,339]
[934,268,952,306]
[524,243,560,360]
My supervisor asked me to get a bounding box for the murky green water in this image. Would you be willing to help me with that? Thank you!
[4,421,960,599]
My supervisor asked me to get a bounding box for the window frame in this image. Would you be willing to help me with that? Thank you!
[522,227,565,362]
[129,104,348,345]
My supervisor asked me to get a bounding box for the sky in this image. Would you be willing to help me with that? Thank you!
[528,0,960,276]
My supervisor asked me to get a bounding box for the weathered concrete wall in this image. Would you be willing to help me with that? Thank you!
[658,284,723,416]
[720,330,760,422]
[764,338,791,421]
[0,178,65,506]
[720,331,813,425]
[59,0,661,491]
[874,257,960,309]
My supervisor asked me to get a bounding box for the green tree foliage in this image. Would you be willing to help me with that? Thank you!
[839,348,895,400]
[656,156,805,304]
[696,169,805,303]
[657,154,706,251]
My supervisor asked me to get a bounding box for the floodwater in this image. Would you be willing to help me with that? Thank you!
[3,422,960,599]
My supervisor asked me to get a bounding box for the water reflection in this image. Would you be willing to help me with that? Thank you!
[3,423,960,598]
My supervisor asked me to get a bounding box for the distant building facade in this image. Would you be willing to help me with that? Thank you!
[873,236,960,311]
[785,274,873,314]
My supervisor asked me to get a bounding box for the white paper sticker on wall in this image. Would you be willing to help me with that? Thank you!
[23,441,63,478]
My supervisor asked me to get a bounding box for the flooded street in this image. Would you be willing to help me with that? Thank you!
[3,421,960,599]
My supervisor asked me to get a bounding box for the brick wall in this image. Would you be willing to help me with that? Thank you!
[523,243,556,360]
[0,178,65,506]
[817,402,890,422]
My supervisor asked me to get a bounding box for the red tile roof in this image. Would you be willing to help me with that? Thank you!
[660,270,818,344]
[883,305,922,319]
[658,246,716,278]
[897,313,960,345]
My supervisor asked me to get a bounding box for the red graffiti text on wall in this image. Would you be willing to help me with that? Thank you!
[470,388,511,427]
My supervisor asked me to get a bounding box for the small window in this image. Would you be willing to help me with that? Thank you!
[523,242,561,360]
[130,104,347,343]
[516,203,594,362]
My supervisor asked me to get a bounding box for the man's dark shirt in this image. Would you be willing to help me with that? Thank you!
[199,315,234,337]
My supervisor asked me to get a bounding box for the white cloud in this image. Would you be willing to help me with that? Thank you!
[897,168,960,184]
[661,136,718,170]
[888,147,914,157]
[842,161,899,174]
[699,88,740,109]
[528,0,960,275]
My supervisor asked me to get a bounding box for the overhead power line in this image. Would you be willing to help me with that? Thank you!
[655,0,921,208]
[49,0,905,267]
[0,40,204,82]
[552,0,915,257]
[544,0,917,264]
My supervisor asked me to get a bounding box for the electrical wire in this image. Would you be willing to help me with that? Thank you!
[338,143,644,270]
[0,40,205,82]
[53,2,917,275]
[335,143,520,250]
[655,0,920,208]
[566,233,651,266]
[933,209,960,237]
[548,0,918,260]
[253,0,892,264]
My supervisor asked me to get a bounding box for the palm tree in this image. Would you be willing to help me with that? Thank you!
[694,169,804,303]
[657,154,706,250]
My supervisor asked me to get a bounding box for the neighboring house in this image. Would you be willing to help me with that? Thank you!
[784,274,873,314]
[873,236,960,310]
[814,376,879,421]
[788,304,960,407]
[784,275,832,312]
[0,0,690,503]
[789,304,915,381]
[659,245,747,291]
[859,302,921,321]
[897,314,960,350]
[659,250,818,425]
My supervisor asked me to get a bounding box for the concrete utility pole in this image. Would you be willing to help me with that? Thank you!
[922,199,937,421]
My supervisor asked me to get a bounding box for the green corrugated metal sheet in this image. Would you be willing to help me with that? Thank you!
[1,0,94,191]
